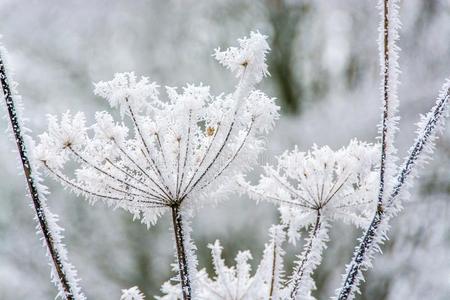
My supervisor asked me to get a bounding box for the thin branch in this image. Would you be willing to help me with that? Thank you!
[243,183,312,210]
[377,0,391,210]
[126,101,173,198]
[171,205,192,300]
[104,157,165,199]
[271,173,316,208]
[45,163,165,207]
[269,232,279,299]
[114,140,172,201]
[386,86,450,207]
[177,110,192,198]
[197,118,255,192]
[179,121,221,197]
[181,114,237,199]
[0,50,77,300]
[155,132,168,169]
[289,210,322,299]
[68,146,153,198]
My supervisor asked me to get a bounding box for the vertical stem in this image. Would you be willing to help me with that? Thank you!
[268,239,277,299]
[378,0,390,210]
[337,1,390,298]
[0,51,75,299]
[171,205,192,300]
[289,210,322,299]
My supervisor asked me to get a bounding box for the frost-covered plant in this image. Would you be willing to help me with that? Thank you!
[0,43,85,299]
[34,32,279,299]
[335,0,450,299]
[241,140,379,299]
[1,0,449,299]
[158,225,287,300]
[152,0,448,299]
[247,140,380,241]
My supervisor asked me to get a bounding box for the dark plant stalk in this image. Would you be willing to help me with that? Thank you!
[338,83,449,300]
[336,1,392,298]
[268,241,277,299]
[377,0,391,211]
[386,87,449,206]
[337,2,450,294]
[171,205,192,300]
[0,50,75,299]
[289,210,322,299]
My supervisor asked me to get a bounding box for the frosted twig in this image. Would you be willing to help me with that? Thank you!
[0,45,84,299]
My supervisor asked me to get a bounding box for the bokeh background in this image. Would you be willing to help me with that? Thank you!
[0,0,449,299]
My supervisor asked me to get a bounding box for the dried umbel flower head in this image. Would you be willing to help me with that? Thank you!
[243,139,380,243]
[33,32,278,300]
[34,31,279,228]
[241,140,379,299]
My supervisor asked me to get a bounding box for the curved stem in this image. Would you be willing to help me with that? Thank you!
[171,205,192,300]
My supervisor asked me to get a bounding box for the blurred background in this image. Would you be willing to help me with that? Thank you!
[0,0,449,299]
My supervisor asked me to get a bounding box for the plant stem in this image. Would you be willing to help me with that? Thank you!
[378,0,391,210]
[268,240,277,299]
[337,1,392,298]
[171,205,192,300]
[289,210,322,299]
[0,50,75,299]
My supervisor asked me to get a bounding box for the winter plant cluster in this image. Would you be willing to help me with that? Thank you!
[1,0,449,299]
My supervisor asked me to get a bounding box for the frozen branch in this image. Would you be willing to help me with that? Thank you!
[0,44,85,299]
[289,211,328,300]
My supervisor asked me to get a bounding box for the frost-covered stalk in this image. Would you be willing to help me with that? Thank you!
[335,1,399,298]
[266,226,285,299]
[0,45,84,299]
[35,32,278,300]
[377,0,400,211]
[336,0,449,297]
[386,82,450,208]
[171,205,191,299]
[337,81,449,300]
[289,211,328,300]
